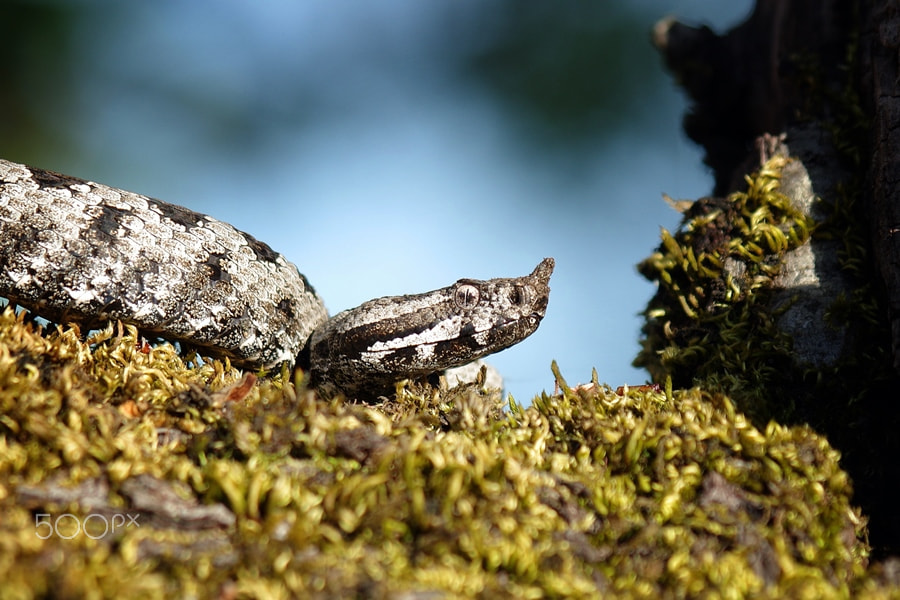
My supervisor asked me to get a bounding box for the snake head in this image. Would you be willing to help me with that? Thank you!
[309,258,554,398]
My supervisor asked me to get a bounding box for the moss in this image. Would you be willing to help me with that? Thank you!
[635,155,816,421]
[1,308,892,597]
[632,61,900,550]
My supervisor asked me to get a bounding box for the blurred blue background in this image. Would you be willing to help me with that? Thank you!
[0,1,752,401]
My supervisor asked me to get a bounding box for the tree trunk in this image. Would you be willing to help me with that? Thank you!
[650,0,900,556]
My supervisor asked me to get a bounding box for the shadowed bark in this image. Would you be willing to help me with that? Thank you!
[651,0,900,556]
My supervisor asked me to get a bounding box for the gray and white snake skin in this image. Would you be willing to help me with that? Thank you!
[0,158,553,397]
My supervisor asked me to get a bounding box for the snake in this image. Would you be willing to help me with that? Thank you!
[0,158,553,398]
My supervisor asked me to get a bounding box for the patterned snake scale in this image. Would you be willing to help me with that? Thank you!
[0,158,553,398]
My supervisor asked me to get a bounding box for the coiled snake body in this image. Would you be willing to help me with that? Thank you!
[0,158,553,397]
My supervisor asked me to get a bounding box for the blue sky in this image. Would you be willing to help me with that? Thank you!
[12,1,754,401]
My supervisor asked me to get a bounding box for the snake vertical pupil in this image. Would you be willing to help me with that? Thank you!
[454,284,480,309]
[508,285,528,306]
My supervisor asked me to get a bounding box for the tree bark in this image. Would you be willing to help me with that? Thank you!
[860,1,900,371]
[652,0,900,555]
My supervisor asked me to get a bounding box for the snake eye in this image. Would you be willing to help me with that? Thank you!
[508,285,528,306]
[454,284,480,309]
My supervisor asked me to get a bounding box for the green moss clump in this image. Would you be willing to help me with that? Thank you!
[635,154,816,421]
[0,307,883,597]
[633,138,900,555]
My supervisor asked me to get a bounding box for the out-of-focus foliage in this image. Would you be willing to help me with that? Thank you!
[0,2,79,162]
[0,1,660,167]
[460,2,660,147]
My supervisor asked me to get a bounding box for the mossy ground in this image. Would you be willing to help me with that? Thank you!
[0,306,895,598]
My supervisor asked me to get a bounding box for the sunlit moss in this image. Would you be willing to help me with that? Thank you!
[635,155,816,420]
[0,309,889,597]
